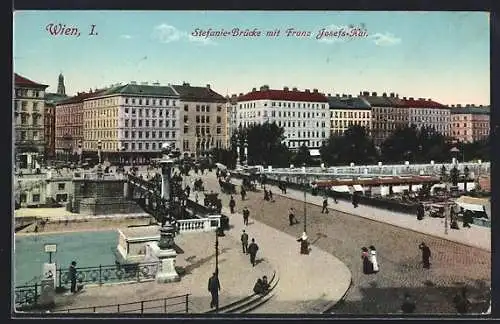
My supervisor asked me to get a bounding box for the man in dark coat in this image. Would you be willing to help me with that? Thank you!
[229,196,236,214]
[242,207,250,226]
[288,208,297,225]
[247,238,259,267]
[417,203,424,220]
[352,192,359,208]
[401,293,416,313]
[240,187,246,200]
[241,230,249,254]
[185,185,191,198]
[321,198,329,213]
[208,272,221,309]
[69,261,77,293]
[419,242,431,269]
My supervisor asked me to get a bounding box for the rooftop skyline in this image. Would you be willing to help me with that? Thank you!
[13,11,490,105]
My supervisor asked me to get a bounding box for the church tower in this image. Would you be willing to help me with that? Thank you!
[57,73,66,95]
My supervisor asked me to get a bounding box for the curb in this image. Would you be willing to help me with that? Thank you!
[320,277,354,314]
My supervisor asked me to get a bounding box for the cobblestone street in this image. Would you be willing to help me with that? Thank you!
[200,173,491,314]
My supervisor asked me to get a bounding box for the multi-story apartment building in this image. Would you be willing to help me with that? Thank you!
[45,76,68,159]
[402,97,451,136]
[450,104,490,143]
[83,82,181,164]
[14,73,48,170]
[55,91,102,161]
[328,94,372,136]
[226,94,239,148]
[237,85,330,150]
[360,91,407,145]
[172,83,227,156]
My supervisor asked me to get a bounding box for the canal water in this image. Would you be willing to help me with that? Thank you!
[14,230,118,286]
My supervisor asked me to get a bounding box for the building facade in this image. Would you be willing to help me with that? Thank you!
[55,91,101,161]
[45,92,69,159]
[402,97,451,136]
[172,83,228,156]
[237,85,330,150]
[226,94,238,148]
[14,73,49,169]
[450,104,490,143]
[328,94,372,136]
[360,91,407,145]
[83,82,181,164]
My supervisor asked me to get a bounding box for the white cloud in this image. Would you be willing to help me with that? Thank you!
[370,32,401,46]
[152,24,185,43]
[152,23,216,46]
[120,34,133,39]
[187,34,216,45]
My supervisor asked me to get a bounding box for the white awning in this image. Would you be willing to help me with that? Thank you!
[431,183,447,191]
[455,201,487,214]
[457,182,476,191]
[411,184,422,192]
[353,184,364,192]
[309,149,321,157]
[331,185,350,193]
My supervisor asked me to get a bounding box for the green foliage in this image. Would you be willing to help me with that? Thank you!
[320,125,378,166]
[234,122,292,167]
[210,148,237,169]
[293,144,313,166]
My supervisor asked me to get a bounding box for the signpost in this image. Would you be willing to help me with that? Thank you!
[44,244,57,263]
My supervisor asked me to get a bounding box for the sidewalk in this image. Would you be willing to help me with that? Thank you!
[189,181,353,313]
[234,179,490,252]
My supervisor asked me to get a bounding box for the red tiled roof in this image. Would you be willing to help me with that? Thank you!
[402,98,445,108]
[14,73,48,88]
[56,90,106,105]
[238,89,328,103]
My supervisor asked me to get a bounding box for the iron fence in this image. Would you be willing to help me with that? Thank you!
[15,283,40,308]
[59,294,190,314]
[56,262,160,288]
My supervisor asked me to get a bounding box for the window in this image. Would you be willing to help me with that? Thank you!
[138,120,143,127]
[32,194,40,203]
[184,115,188,123]
[58,183,65,190]
[138,143,142,150]
[217,116,221,123]
[124,143,129,150]
[206,106,210,112]
[217,106,222,112]
[131,143,136,150]
[196,105,200,112]
[184,126,189,133]
[125,120,129,127]
[184,105,189,111]
[125,98,129,104]
[138,131,142,138]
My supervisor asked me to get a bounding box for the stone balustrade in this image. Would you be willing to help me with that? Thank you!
[177,215,221,233]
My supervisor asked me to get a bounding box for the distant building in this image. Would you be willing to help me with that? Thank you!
[55,90,103,161]
[226,94,239,148]
[327,94,372,136]
[360,91,408,145]
[14,73,49,170]
[83,82,180,164]
[402,97,451,136]
[45,92,68,159]
[172,83,228,156]
[450,104,490,143]
[57,72,66,95]
[237,85,330,151]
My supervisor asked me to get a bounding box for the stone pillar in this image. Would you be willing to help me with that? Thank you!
[147,224,180,283]
[38,263,56,307]
[161,163,172,200]
[123,181,129,199]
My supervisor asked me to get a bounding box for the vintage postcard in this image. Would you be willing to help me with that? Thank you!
[13,10,491,317]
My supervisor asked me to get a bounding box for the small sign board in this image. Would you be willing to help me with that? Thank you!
[44,244,57,253]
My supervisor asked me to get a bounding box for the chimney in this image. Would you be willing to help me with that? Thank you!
[409,97,414,100]
[336,94,340,97]
[292,87,298,91]
[313,88,318,93]
[305,89,310,93]
[403,97,407,100]
[141,82,148,85]
[348,94,352,98]
[252,87,257,92]
[359,91,362,96]
[471,104,476,107]
[371,92,377,96]
[382,92,387,97]
[396,94,399,98]
[466,104,470,107]
[130,81,137,84]
[342,94,346,97]
[451,104,455,107]
[327,93,331,97]
[457,104,462,107]
[153,82,160,86]
[284,86,289,91]
[239,93,243,96]
[182,82,189,86]
[231,94,237,98]
[206,84,210,89]
[390,92,394,97]
[428,98,432,101]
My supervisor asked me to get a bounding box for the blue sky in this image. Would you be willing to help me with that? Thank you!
[13,11,489,105]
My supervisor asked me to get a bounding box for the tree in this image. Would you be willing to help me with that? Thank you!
[320,125,378,166]
[293,144,312,166]
[235,122,292,167]
[210,148,237,170]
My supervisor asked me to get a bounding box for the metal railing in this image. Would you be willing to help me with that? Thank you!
[14,283,40,308]
[58,294,190,314]
[56,262,160,289]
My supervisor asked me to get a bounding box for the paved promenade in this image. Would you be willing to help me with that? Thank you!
[230,178,491,252]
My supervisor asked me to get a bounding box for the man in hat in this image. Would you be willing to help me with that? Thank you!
[241,230,249,254]
[207,272,221,309]
[69,261,78,293]
[321,198,329,213]
[242,207,250,226]
[247,238,259,267]
[297,232,309,254]
[229,196,236,214]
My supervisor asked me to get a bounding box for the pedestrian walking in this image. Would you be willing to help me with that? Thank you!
[269,190,273,202]
[247,238,259,267]
[321,198,329,213]
[361,247,372,274]
[263,189,269,201]
[369,245,379,273]
[417,203,424,221]
[240,187,247,201]
[241,230,249,254]
[288,208,298,225]
[419,242,431,269]
[195,192,199,203]
[401,293,416,313]
[352,192,359,208]
[185,185,191,198]
[331,191,338,204]
[208,272,221,309]
[229,196,236,214]
[243,207,250,226]
[297,232,309,254]
[69,261,77,293]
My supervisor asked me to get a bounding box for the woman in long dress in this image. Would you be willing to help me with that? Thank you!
[361,247,372,274]
[369,245,379,273]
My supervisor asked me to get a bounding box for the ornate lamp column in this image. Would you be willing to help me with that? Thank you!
[96,140,103,178]
[243,139,248,166]
[236,135,241,168]
[463,166,470,193]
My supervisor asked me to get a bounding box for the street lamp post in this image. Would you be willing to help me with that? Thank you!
[463,166,470,193]
[214,227,219,313]
[243,139,248,166]
[302,164,307,234]
[78,140,83,166]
